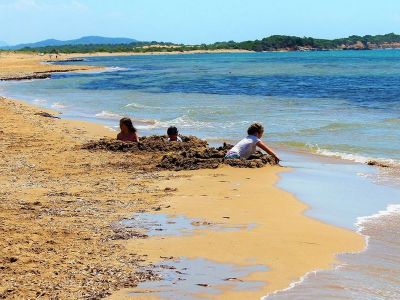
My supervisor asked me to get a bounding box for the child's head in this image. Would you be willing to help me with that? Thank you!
[167,126,179,141]
[247,123,264,138]
[119,117,136,134]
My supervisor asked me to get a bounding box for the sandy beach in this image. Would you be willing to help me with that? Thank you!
[0,52,103,81]
[0,52,365,299]
[110,167,365,299]
[0,50,250,81]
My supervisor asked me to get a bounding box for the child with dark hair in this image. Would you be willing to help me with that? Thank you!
[225,123,279,162]
[167,126,182,142]
[117,117,139,142]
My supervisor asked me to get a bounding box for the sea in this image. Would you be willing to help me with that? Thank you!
[1,50,399,299]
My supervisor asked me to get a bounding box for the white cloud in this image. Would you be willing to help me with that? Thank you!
[0,0,38,10]
[0,0,88,13]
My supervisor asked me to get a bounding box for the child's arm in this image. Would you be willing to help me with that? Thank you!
[256,141,280,162]
[132,133,139,143]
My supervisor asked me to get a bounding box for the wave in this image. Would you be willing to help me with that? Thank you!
[103,125,117,132]
[261,269,319,300]
[51,102,67,109]
[33,98,48,104]
[95,111,158,127]
[95,110,123,120]
[79,66,130,75]
[125,102,161,109]
[103,66,130,72]
[355,204,400,234]
[263,204,400,299]
[314,148,400,167]
[131,115,215,131]
[158,115,214,128]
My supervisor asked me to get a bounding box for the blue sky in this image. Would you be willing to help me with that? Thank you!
[1,0,399,45]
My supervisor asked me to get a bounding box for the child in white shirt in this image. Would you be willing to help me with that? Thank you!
[225,123,279,162]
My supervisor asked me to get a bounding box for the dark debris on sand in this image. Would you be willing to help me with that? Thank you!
[82,136,279,171]
[34,111,61,119]
[366,160,391,168]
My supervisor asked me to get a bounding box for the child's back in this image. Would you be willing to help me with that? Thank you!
[228,135,260,159]
[225,123,280,162]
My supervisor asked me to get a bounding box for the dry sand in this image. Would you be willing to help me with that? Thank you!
[0,98,170,299]
[0,52,100,80]
[0,52,365,299]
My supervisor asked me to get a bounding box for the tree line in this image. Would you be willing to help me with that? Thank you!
[11,33,400,54]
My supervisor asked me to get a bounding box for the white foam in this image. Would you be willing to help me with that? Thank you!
[133,115,214,130]
[94,110,123,120]
[125,102,161,109]
[77,66,129,75]
[104,125,117,132]
[133,118,158,126]
[262,204,400,299]
[315,147,400,167]
[51,102,66,109]
[355,204,400,233]
[94,111,157,127]
[33,98,48,104]
[125,102,146,109]
[103,66,129,72]
[159,115,214,128]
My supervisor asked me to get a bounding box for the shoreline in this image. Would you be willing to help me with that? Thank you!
[0,96,366,299]
[0,52,102,81]
[109,167,365,299]
[0,50,252,81]
[0,53,367,299]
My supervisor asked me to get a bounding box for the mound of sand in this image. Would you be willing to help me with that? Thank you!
[82,136,279,171]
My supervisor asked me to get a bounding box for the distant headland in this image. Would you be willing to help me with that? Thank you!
[2,33,400,54]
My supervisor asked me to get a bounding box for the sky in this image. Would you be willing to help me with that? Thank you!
[0,0,400,45]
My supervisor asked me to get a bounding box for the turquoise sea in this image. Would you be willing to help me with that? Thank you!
[2,50,400,164]
[1,50,400,299]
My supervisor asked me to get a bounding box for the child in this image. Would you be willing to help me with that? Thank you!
[225,123,280,162]
[117,117,139,142]
[167,126,182,142]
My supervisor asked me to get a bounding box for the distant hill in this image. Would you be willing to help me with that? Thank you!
[0,41,8,47]
[1,36,138,50]
[7,33,400,54]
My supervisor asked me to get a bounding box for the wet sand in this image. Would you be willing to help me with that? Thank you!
[109,167,365,299]
[0,53,365,299]
[105,167,364,299]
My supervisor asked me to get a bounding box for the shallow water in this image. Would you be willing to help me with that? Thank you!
[131,258,267,300]
[120,212,255,236]
[268,151,400,299]
[2,50,400,166]
[278,150,400,230]
[263,205,400,300]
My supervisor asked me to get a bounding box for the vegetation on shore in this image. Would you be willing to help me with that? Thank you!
[5,33,400,54]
